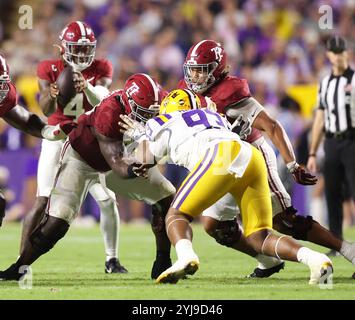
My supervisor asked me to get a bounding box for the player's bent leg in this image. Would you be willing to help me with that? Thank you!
[158,142,243,284]
[151,195,174,279]
[201,216,285,278]
[20,196,48,254]
[273,206,355,264]
[19,139,64,253]
[99,166,176,278]
[0,215,69,281]
[156,208,199,284]
[247,228,333,285]
[273,206,341,246]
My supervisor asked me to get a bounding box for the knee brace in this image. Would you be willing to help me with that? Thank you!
[29,215,70,255]
[211,219,242,248]
[277,206,313,240]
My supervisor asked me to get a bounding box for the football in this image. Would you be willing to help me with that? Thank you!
[56,66,76,105]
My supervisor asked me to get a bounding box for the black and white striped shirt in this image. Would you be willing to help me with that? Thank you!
[318,67,355,133]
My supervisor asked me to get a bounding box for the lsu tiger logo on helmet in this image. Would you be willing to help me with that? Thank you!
[160,89,201,115]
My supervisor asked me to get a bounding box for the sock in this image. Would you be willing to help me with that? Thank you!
[175,239,197,261]
[340,241,355,264]
[98,198,119,262]
[296,247,328,266]
[255,254,283,269]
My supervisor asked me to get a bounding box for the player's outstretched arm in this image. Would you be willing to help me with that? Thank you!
[3,104,74,140]
[253,110,317,185]
[3,104,47,138]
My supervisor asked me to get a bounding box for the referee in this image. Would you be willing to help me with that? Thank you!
[307,35,355,247]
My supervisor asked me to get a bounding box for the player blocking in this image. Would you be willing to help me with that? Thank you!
[120,89,334,285]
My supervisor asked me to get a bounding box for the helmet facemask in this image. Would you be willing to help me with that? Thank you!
[128,98,160,123]
[183,62,218,93]
[62,40,96,71]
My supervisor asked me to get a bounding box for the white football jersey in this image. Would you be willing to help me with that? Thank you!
[145,109,245,171]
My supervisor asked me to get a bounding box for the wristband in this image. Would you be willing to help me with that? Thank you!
[286,160,299,173]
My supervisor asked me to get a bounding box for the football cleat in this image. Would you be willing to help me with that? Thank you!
[352,272,355,280]
[156,258,199,284]
[151,257,172,280]
[308,256,333,285]
[0,263,24,281]
[247,261,285,278]
[105,258,128,274]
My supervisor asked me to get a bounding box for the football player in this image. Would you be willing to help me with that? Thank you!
[0,53,73,227]
[121,89,333,285]
[0,73,175,281]
[19,21,127,274]
[178,40,355,276]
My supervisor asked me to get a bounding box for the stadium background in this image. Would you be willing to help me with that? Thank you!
[0,0,354,229]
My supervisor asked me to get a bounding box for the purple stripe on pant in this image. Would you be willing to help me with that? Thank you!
[175,144,219,210]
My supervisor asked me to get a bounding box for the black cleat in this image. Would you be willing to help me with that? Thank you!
[105,258,128,274]
[247,262,285,278]
[352,272,355,280]
[151,257,172,280]
[0,263,25,281]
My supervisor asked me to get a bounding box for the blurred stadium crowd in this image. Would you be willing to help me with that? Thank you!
[0,0,354,226]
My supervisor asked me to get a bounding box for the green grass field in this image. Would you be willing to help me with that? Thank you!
[0,222,354,300]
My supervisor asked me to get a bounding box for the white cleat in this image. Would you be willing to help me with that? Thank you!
[308,254,333,285]
[156,257,199,284]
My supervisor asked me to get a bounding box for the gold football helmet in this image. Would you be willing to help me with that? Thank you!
[159,89,201,114]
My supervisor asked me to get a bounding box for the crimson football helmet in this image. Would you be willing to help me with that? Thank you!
[184,40,227,93]
[0,54,10,103]
[59,21,96,71]
[123,73,165,123]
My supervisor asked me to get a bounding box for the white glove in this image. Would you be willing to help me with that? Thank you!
[120,116,146,143]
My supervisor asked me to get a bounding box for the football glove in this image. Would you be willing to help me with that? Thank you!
[231,115,252,140]
[119,115,146,142]
[41,120,77,141]
[287,161,317,185]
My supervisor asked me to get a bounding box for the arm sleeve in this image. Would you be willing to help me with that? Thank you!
[225,97,264,124]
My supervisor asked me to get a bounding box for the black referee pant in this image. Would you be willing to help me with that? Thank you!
[323,134,355,239]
